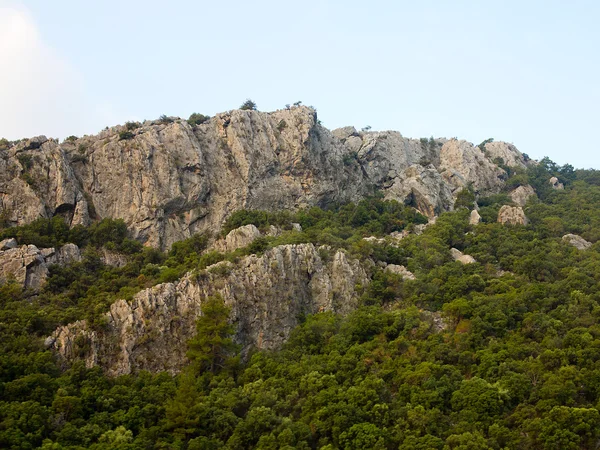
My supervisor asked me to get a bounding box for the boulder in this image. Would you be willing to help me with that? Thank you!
[0,238,17,250]
[509,185,536,206]
[549,177,564,190]
[384,264,416,280]
[498,205,528,225]
[213,224,262,253]
[450,248,476,264]
[562,234,592,250]
[469,210,481,225]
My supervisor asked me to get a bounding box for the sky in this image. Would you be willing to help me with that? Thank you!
[1,0,599,168]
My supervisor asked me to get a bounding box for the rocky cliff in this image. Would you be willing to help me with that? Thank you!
[1,106,532,249]
[48,243,369,376]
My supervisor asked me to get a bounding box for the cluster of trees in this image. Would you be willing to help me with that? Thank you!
[2,161,600,448]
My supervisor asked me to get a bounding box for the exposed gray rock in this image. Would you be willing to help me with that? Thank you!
[49,243,369,376]
[385,165,454,218]
[498,205,528,225]
[99,249,128,267]
[484,141,530,168]
[384,264,416,280]
[469,210,482,225]
[1,107,531,249]
[0,238,17,250]
[0,243,82,290]
[450,248,476,264]
[440,140,506,195]
[509,185,536,206]
[213,224,262,253]
[549,176,564,190]
[562,234,592,250]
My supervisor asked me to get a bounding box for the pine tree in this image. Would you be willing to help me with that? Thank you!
[186,295,238,374]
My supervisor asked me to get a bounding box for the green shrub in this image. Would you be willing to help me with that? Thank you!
[188,113,210,126]
[118,131,134,141]
[240,99,257,111]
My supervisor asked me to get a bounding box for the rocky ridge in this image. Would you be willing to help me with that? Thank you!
[1,107,533,250]
[48,243,369,376]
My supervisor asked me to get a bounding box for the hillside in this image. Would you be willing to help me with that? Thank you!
[2,107,600,449]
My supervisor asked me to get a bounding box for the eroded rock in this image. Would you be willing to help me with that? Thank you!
[509,185,536,206]
[450,248,476,264]
[562,234,592,250]
[498,205,528,225]
[469,210,482,225]
[49,243,369,376]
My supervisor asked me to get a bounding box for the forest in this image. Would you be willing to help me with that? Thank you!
[3,159,600,449]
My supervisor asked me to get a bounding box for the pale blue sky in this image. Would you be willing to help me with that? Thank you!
[1,0,599,168]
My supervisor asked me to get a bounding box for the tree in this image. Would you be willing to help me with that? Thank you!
[186,295,238,374]
[240,99,257,111]
[188,113,210,126]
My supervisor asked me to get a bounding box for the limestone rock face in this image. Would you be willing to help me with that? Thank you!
[385,165,454,218]
[498,205,528,225]
[484,141,531,169]
[1,107,531,249]
[562,234,592,250]
[384,264,416,280]
[440,140,506,195]
[469,210,482,225]
[49,243,369,376]
[450,248,476,264]
[549,177,564,190]
[510,185,536,206]
[213,224,262,253]
[0,137,89,228]
[0,243,82,290]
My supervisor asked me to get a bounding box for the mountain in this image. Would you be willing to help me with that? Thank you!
[3,105,600,449]
[1,106,530,250]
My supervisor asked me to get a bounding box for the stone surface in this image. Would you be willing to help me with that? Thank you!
[213,224,262,253]
[498,205,528,225]
[562,234,592,250]
[49,243,369,376]
[484,141,531,168]
[469,210,482,225]
[0,238,17,250]
[0,243,81,290]
[509,185,536,206]
[450,248,476,264]
[549,176,564,190]
[0,107,532,250]
[440,139,506,195]
[384,264,416,280]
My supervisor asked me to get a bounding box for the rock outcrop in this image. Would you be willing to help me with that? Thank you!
[469,210,481,225]
[0,107,532,249]
[498,205,528,225]
[484,141,531,169]
[562,234,592,250]
[450,248,476,264]
[509,185,536,206]
[49,243,369,376]
[384,264,416,280]
[549,177,564,190]
[213,224,262,253]
[0,243,82,289]
[440,140,506,194]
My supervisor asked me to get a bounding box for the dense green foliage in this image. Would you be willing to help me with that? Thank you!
[3,164,600,448]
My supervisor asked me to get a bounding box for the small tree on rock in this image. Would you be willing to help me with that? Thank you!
[240,99,257,111]
[186,295,238,374]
